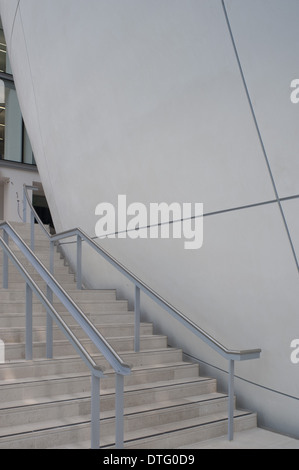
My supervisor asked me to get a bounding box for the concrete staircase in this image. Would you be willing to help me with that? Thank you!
[0,222,257,449]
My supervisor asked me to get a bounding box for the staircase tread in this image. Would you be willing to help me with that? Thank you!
[107,410,256,449]
[0,359,196,375]
[0,322,151,333]
[4,333,167,345]
[0,347,183,365]
[0,408,255,444]
[0,222,258,448]
[0,374,213,392]
[0,391,227,421]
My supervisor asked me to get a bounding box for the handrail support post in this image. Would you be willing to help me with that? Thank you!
[115,373,124,449]
[46,241,55,358]
[49,240,55,274]
[91,373,100,449]
[46,285,53,359]
[3,229,9,289]
[25,282,33,360]
[228,359,235,441]
[23,185,27,223]
[30,210,35,251]
[134,285,140,352]
[77,235,82,290]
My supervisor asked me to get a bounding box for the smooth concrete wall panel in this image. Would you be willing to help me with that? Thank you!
[1,0,299,438]
[281,199,299,263]
[226,0,299,198]
[5,0,276,226]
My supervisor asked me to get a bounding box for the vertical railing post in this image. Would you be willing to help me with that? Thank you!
[76,234,82,290]
[115,373,124,449]
[46,284,53,359]
[3,230,9,289]
[134,285,140,353]
[91,373,100,449]
[49,240,55,275]
[23,186,27,223]
[30,210,35,251]
[25,282,33,360]
[228,359,235,441]
[46,240,55,359]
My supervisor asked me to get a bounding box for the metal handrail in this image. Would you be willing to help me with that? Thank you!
[1,221,131,375]
[23,184,261,441]
[0,220,131,449]
[24,186,261,359]
[0,232,103,376]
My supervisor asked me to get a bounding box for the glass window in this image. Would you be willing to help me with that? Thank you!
[0,21,7,74]
[0,18,35,166]
[0,79,22,162]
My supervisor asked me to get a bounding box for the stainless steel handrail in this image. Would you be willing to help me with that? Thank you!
[23,184,261,441]
[0,232,103,376]
[0,219,131,449]
[1,221,131,376]
[24,185,261,360]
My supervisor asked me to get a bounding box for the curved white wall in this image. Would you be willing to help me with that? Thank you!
[1,0,299,437]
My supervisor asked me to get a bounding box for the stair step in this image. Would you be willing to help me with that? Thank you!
[0,271,74,282]
[0,221,259,448]
[0,375,216,409]
[0,392,228,437]
[0,350,185,381]
[0,247,63,259]
[0,323,154,342]
[0,289,117,302]
[0,299,129,314]
[0,408,256,449]
[0,360,198,384]
[0,282,78,292]
[4,335,169,360]
[112,410,257,450]
[0,311,136,328]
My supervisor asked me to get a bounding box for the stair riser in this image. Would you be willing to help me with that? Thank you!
[0,290,116,302]
[0,350,184,381]
[0,395,229,433]
[0,283,77,292]
[65,291,117,302]
[0,413,256,449]
[0,324,153,342]
[0,251,63,263]
[105,397,233,437]
[0,300,128,314]
[0,262,69,272]
[127,413,258,449]
[0,274,75,286]
[4,335,168,360]
[3,241,57,251]
[0,312,135,328]
[0,378,215,409]
[0,362,199,393]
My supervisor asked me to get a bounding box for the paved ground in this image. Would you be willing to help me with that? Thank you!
[179,428,299,449]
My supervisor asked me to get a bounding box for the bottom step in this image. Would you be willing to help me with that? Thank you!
[119,411,257,449]
[0,409,256,449]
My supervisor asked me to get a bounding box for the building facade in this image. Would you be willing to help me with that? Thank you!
[1,0,299,438]
[0,17,43,222]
